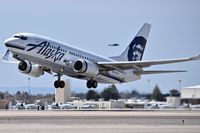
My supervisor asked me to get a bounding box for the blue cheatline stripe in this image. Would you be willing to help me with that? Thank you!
[5,43,25,50]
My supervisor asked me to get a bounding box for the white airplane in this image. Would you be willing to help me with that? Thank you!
[13,103,40,110]
[59,103,77,109]
[2,23,200,88]
[81,103,98,109]
[13,103,25,110]
[48,103,77,109]
[24,103,40,110]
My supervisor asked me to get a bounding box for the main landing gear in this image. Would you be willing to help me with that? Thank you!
[86,80,98,88]
[54,74,65,88]
[54,73,98,89]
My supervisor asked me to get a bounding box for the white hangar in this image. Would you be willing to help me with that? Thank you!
[181,85,200,104]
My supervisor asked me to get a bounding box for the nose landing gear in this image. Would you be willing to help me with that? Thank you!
[54,74,65,88]
[86,80,98,88]
[54,80,65,88]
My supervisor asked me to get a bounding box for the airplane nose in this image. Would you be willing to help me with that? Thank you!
[4,37,15,46]
[4,37,25,50]
[4,38,10,44]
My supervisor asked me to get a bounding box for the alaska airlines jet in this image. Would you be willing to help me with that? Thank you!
[2,23,200,88]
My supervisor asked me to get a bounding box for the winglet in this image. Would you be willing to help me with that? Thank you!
[190,54,200,60]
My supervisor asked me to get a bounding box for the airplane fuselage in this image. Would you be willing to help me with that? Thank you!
[4,23,198,89]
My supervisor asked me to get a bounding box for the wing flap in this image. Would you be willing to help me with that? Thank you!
[135,70,187,75]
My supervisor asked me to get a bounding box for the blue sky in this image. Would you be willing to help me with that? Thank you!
[0,0,200,93]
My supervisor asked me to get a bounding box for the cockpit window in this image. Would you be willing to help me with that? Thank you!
[14,35,27,40]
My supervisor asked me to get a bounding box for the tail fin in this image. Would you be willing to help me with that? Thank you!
[110,23,151,61]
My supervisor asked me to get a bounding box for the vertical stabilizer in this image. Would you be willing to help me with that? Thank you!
[110,23,151,61]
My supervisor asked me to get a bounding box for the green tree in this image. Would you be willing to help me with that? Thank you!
[101,84,120,101]
[15,91,22,100]
[131,90,140,98]
[119,91,131,99]
[151,84,165,101]
[0,92,4,99]
[86,90,100,101]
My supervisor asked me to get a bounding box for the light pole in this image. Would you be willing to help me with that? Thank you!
[148,79,151,91]
[178,80,182,91]
[28,77,30,94]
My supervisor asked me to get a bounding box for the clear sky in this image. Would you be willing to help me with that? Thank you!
[0,0,200,93]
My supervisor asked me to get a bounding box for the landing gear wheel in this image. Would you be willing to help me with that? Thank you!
[93,81,98,88]
[54,80,65,88]
[54,73,65,88]
[86,80,98,88]
[86,80,93,88]
[54,80,60,88]
[59,80,65,88]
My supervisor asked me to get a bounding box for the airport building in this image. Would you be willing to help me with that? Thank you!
[166,96,181,107]
[72,100,125,109]
[0,100,8,109]
[166,89,181,107]
[181,85,200,104]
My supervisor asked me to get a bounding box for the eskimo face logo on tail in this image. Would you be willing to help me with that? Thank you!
[127,36,146,61]
[26,41,65,62]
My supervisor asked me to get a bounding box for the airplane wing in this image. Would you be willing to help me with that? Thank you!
[0,60,19,64]
[98,54,200,71]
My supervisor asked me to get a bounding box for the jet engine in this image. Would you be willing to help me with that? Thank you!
[73,59,99,77]
[18,61,44,77]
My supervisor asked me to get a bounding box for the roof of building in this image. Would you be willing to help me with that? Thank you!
[182,85,200,89]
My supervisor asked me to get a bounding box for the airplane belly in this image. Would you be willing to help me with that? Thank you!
[124,74,141,82]
[107,69,141,83]
[96,75,121,84]
[123,70,141,82]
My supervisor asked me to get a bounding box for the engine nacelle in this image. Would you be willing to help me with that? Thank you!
[18,61,44,77]
[73,59,99,77]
